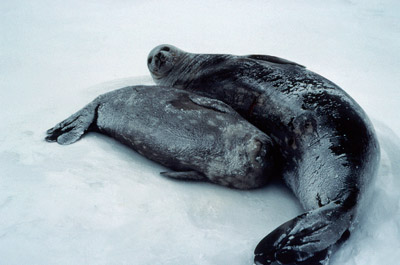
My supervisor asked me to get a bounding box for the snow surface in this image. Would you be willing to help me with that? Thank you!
[1,0,400,264]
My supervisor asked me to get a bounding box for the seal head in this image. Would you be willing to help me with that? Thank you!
[147,44,185,81]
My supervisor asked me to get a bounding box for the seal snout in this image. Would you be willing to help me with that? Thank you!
[154,50,167,68]
[249,137,268,166]
[235,135,272,189]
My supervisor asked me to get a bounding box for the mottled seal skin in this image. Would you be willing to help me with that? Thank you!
[46,85,274,189]
[148,45,380,264]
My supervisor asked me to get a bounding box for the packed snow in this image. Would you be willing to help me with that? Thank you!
[1,0,399,264]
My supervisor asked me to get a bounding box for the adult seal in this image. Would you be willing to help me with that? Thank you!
[147,45,380,264]
[46,85,274,189]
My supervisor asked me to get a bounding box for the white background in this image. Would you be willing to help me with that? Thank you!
[1,0,399,264]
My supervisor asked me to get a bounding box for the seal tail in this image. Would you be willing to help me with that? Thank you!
[254,193,356,265]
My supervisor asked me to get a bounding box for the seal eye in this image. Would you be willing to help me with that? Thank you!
[148,57,152,64]
[161,46,170,52]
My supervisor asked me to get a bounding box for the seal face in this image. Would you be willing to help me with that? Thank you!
[147,45,186,81]
[147,45,380,264]
[46,85,274,190]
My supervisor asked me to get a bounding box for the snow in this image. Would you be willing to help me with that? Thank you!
[1,0,399,264]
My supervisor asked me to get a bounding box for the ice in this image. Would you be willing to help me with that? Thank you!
[1,0,399,264]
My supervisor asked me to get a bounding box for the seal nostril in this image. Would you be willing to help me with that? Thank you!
[161,46,170,52]
[155,52,166,63]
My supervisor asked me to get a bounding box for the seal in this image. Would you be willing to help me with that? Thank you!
[147,45,380,264]
[45,85,274,189]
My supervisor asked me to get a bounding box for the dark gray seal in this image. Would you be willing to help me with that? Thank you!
[147,45,380,264]
[45,85,274,189]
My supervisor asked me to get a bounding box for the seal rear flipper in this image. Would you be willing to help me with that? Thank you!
[245,54,305,68]
[254,200,353,265]
[45,102,99,145]
[160,171,207,181]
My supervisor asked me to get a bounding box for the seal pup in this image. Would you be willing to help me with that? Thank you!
[147,45,380,264]
[46,85,274,189]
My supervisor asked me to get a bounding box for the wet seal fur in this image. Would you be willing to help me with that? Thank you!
[46,85,274,189]
[148,45,381,264]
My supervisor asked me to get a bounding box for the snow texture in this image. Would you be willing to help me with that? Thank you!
[1,0,399,264]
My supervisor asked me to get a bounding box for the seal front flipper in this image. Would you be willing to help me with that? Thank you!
[188,95,235,114]
[160,171,207,181]
[245,54,305,68]
[254,200,353,265]
[45,100,100,145]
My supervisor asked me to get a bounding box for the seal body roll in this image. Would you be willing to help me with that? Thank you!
[46,85,274,189]
[147,45,380,264]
